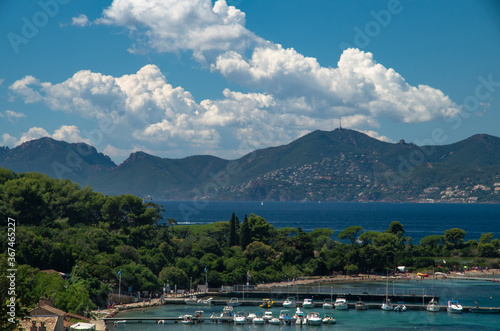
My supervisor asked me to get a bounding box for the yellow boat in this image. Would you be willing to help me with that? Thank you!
[260,298,274,308]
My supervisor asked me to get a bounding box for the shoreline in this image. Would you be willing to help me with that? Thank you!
[93,269,500,316]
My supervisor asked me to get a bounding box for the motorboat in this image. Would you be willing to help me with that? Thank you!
[447,300,463,313]
[227,297,241,306]
[199,297,213,305]
[394,303,407,312]
[279,310,293,325]
[268,317,281,325]
[334,296,348,310]
[283,297,296,308]
[181,315,195,325]
[293,307,307,325]
[322,312,336,324]
[252,312,265,324]
[233,311,246,325]
[302,298,314,308]
[184,295,213,306]
[262,311,274,321]
[323,299,334,309]
[355,298,367,310]
[194,310,204,322]
[246,312,257,322]
[306,312,322,326]
[260,298,273,308]
[427,298,440,312]
[219,306,234,319]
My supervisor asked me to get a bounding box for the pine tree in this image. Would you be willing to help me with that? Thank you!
[239,214,252,250]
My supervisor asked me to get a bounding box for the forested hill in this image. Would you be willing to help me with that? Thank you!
[1,129,500,202]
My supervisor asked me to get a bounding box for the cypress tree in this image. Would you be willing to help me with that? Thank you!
[239,214,252,250]
[229,212,237,247]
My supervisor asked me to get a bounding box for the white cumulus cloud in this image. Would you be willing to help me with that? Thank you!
[72,14,90,27]
[96,0,261,61]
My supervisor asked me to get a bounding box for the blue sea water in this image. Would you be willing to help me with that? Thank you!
[159,201,500,242]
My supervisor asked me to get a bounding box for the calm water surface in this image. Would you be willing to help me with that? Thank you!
[159,201,500,242]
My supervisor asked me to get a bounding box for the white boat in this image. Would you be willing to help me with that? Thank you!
[252,312,265,325]
[262,311,273,321]
[381,300,393,311]
[283,297,296,308]
[381,274,393,310]
[355,298,367,310]
[334,296,348,310]
[322,312,336,324]
[279,310,293,325]
[427,298,440,312]
[394,303,407,312]
[233,311,246,325]
[227,297,241,306]
[447,300,463,313]
[219,306,234,319]
[306,312,322,326]
[246,312,257,322]
[293,307,307,325]
[181,315,195,325]
[184,296,213,306]
[268,317,281,325]
[200,297,214,305]
[302,298,314,309]
[323,299,334,309]
[427,269,440,312]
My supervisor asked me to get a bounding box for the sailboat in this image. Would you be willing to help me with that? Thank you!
[427,268,440,312]
[381,273,393,311]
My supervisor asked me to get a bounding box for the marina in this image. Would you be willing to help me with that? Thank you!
[104,280,500,330]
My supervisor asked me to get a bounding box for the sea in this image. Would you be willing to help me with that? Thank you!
[112,201,500,330]
[159,201,500,243]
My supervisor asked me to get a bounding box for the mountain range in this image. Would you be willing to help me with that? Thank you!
[1,129,500,203]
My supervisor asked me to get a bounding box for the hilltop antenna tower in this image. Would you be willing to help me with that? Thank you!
[339,119,342,129]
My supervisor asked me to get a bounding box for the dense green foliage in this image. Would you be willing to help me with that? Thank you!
[1,168,499,330]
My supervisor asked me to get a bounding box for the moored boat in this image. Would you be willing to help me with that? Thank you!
[283,297,296,308]
[394,303,407,312]
[262,311,273,321]
[279,310,293,325]
[227,297,241,306]
[252,312,265,324]
[306,312,322,326]
[323,299,334,309]
[322,312,336,324]
[427,298,440,312]
[334,296,348,310]
[181,315,195,325]
[447,300,463,313]
[355,298,367,310]
[302,298,314,309]
[260,298,273,308]
[233,311,246,325]
[293,307,307,325]
[268,317,281,325]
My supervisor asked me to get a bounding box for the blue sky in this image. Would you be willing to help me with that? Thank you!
[1,0,499,164]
